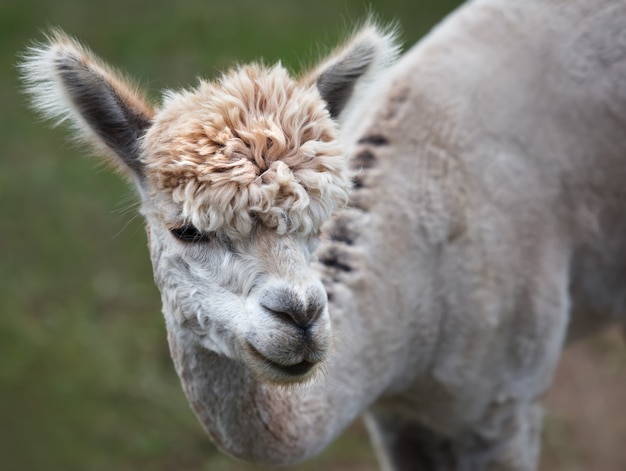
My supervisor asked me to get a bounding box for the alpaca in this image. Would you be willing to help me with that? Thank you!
[20,0,626,469]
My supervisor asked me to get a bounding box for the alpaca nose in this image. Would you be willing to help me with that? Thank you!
[259,283,327,329]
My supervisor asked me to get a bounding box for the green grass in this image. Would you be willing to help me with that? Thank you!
[1,1,461,469]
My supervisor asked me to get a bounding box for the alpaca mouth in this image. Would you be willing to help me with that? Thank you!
[246,343,316,381]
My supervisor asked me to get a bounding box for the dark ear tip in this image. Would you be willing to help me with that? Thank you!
[311,22,401,120]
[19,30,153,179]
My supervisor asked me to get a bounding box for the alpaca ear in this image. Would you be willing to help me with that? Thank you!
[19,30,154,179]
[302,22,401,119]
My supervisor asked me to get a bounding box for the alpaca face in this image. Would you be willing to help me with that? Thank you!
[139,67,350,383]
[146,217,333,383]
[20,26,398,384]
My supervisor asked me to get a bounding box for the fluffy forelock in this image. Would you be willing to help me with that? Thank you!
[141,63,351,239]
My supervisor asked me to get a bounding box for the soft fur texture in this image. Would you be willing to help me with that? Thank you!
[19,1,626,470]
[142,65,350,238]
[19,30,154,175]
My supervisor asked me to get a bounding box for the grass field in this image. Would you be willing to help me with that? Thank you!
[1,1,624,470]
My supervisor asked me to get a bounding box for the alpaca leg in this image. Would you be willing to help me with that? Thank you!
[363,412,456,471]
[364,402,543,471]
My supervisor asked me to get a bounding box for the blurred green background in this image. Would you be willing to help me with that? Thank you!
[1,1,462,470]
[2,1,625,470]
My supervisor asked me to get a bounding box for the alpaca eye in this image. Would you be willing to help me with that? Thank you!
[170,225,212,243]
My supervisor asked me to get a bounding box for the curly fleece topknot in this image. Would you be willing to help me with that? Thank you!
[141,64,352,238]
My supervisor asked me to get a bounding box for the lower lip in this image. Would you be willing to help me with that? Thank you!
[247,343,315,377]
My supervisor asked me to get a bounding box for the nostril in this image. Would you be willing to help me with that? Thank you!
[262,303,312,330]
[266,307,301,327]
[259,284,327,329]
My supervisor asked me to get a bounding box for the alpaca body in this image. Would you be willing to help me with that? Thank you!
[343,1,626,467]
[20,0,626,469]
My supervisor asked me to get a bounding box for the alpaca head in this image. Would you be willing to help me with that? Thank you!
[20,25,399,384]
